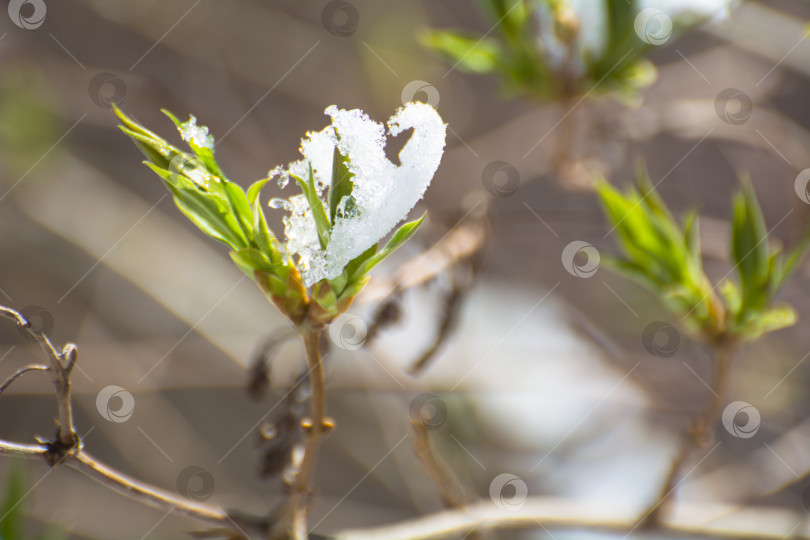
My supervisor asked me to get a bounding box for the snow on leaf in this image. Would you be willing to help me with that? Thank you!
[179,115,215,149]
[270,102,446,287]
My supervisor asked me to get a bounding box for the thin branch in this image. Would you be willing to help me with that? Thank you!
[408,261,475,376]
[0,306,64,369]
[0,439,51,459]
[333,497,809,540]
[70,451,232,524]
[0,304,267,538]
[289,325,329,540]
[0,306,78,448]
[0,364,50,394]
[0,439,234,525]
[639,341,738,528]
[410,420,470,510]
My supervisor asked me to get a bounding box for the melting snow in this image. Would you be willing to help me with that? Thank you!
[179,115,215,149]
[270,102,446,287]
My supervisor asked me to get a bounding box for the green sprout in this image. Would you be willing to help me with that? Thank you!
[597,166,810,345]
[113,104,445,327]
[421,0,726,102]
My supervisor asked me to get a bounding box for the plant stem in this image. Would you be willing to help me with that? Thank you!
[0,439,234,525]
[639,341,737,528]
[0,304,267,538]
[290,324,328,540]
[333,496,804,540]
[411,419,469,509]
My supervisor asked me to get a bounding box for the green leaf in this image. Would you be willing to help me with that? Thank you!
[731,179,769,312]
[112,105,167,149]
[329,145,355,224]
[344,243,378,281]
[419,29,500,74]
[230,248,273,276]
[145,163,248,249]
[117,126,175,171]
[720,279,742,317]
[355,212,426,276]
[597,171,724,336]
[339,274,370,301]
[327,269,349,296]
[247,177,271,206]
[291,164,331,250]
[222,180,254,242]
[161,109,224,178]
[745,304,797,340]
[778,227,810,291]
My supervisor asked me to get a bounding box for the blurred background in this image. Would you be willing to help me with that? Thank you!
[1,0,810,538]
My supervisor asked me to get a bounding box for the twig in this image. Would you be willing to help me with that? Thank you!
[0,304,266,538]
[0,364,50,394]
[333,496,809,540]
[247,327,298,401]
[639,340,738,528]
[289,324,330,540]
[410,420,470,510]
[0,429,235,526]
[0,306,78,448]
[408,261,475,376]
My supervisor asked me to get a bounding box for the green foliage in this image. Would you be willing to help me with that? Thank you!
[597,168,809,344]
[724,178,810,339]
[114,106,424,326]
[420,0,702,102]
[0,465,66,540]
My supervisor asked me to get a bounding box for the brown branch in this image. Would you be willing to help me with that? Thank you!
[0,306,78,448]
[638,341,738,528]
[71,451,232,523]
[408,260,475,376]
[333,497,808,540]
[287,324,329,540]
[0,438,233,524]
[410,420,470,510]
[0,364,50,394]
[0,304,266,538]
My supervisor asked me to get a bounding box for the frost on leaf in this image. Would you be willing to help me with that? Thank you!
[179,115,215,149]
[270,102,446,287]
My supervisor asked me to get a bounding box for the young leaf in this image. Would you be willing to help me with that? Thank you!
[777,227,810,292]
[731,179,769,312]
[247,177,271,206]
[222,180,255,243]
[329,145,355,224]
[161,109,224,178]
[291,164,331,250]
[419,29,500,74]
[355,212,426,276]
[144,163,248,249]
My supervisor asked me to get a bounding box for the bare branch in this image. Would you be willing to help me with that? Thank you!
[0,439,50,459]
[640,341,738,528]
[408,262,475,376]
[0,364,50,394]
[70,451,232,524]
[410,420,470,510]
[0,439,233,524]
[0,304,266,538]
[287,325,330,540]
[334,497,808,540]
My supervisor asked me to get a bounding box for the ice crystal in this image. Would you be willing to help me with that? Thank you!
[179,115,215,149]
[270,102,446,287]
